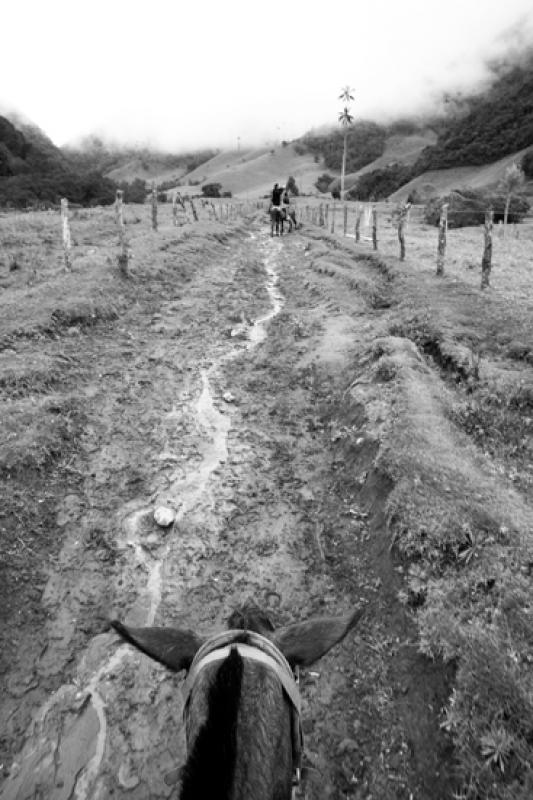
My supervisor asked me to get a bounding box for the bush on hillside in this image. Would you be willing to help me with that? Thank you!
[521,149,533,179]
[202,182,222,198]
[286,175,299,196]
[347,163,416,201]
[424,188,530,228]
[315,173,335,193]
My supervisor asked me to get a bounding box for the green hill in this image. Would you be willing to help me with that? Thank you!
[415,52,533,172]
[0,116,116,207]
[62,136,217,186]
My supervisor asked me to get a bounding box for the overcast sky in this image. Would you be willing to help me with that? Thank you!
[2,0,533,152]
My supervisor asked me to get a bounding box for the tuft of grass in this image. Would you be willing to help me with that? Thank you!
[0,395,85,476]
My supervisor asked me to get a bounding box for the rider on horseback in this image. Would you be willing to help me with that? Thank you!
[271,182,282,209]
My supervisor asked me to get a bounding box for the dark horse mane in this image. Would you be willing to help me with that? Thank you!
[180,636,251,800]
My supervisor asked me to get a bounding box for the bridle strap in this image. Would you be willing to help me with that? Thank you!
[182,630,300,712]
[183,642,301,714]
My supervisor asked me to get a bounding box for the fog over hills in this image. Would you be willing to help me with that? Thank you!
[1,42,532,206]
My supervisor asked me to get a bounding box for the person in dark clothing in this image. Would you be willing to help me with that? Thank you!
[271,183,282,207]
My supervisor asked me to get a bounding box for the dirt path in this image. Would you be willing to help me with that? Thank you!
[1,220,457,799]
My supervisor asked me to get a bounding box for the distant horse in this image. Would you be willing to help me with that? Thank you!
[270,204,286,236]
[111,604,363,800]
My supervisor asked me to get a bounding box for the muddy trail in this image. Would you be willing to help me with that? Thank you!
[1,219,458,800]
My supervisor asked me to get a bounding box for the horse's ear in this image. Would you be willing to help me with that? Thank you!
[273,608,364,668]
[111,621,204,672]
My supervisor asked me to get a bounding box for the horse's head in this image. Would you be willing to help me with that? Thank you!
[111,604,364,800]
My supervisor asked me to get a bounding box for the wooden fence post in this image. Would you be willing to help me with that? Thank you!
[172,192,179,226]
[61,198,72,271]
[436,203,448,276]
[355,204,363,243]
[318,204,324,227]
[189,198,198,222]
[115,191,122,225]
[331,201,336,234]
[343,204,348,236]
[372,204,378,250]
[115,189,129,276]
[151,183,158,231]
[481,207,493,289]
[325,204,329,228]
[397,201,411,261]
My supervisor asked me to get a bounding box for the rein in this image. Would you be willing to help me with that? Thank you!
[182,630,303,786]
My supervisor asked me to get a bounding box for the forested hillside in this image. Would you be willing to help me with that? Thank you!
[0,116,116,207]
[299,121,388,173]
[0,119,218,207]
[415,52,533,171]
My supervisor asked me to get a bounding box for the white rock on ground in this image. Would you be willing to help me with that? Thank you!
[153,506,176,527]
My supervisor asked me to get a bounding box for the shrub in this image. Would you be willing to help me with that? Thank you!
[286,175,299,196]
[521,149,533,179]
[315,173,335,193]
[201,183,222,198]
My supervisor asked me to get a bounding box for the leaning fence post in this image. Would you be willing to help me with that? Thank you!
[61,198,72,271]
[115,189,129,276]
[151,183,158,231]
[397,201,411,261]
[436,203,449,276]
[372,204,378,250]
[189,198,198,222]
[481,207,493,289]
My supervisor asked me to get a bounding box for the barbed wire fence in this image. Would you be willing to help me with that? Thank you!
[294,198,531,290]
[4,188,530,293]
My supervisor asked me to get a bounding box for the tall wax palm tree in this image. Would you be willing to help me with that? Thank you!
[338,87,354,199]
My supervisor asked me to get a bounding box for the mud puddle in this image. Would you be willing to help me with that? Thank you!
[0,233,284,800]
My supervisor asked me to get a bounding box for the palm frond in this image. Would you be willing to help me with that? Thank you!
[339,85,355,102]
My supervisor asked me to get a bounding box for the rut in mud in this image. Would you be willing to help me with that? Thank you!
[1,219,456,800]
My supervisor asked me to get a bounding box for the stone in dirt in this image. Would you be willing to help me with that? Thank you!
[153,506,176,527]
[223,391,237,403]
